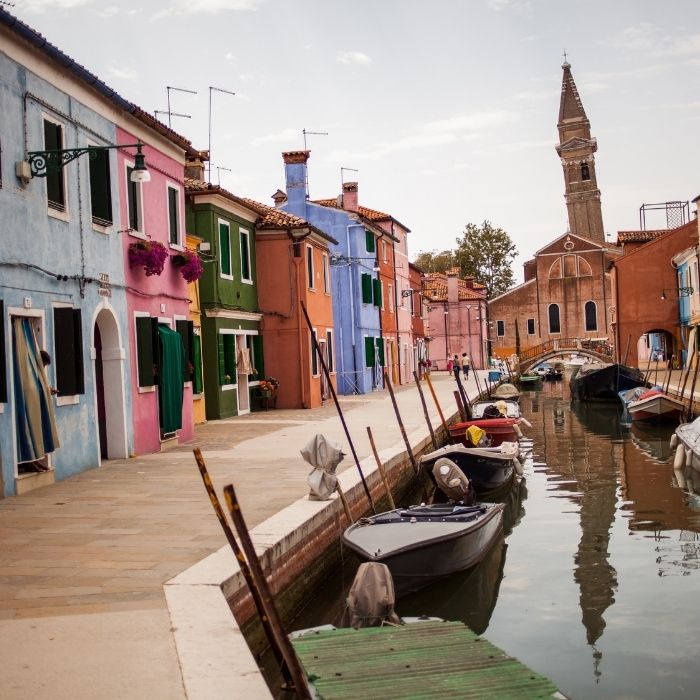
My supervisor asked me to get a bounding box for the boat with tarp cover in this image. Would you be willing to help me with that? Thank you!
[570,362,645,401]
[619,386,683,423]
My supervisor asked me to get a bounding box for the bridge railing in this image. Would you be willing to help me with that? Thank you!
[518,338,614,364]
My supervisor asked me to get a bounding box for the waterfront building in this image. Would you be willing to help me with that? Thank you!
[408,262,429,376]
[422,270,488,370]
[185,230,207,424]
[488,61,617,359]
[0,8,198,494]
[277,151,383,395]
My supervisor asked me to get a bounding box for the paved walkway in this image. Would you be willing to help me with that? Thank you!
[0,371,472,700]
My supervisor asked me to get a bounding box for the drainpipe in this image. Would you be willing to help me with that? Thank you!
[291,233,309,409]
[390,221,402,384]
[347,224,362,386]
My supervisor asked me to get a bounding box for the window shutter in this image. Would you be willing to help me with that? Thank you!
[44,121,65,209]
[376,337,385,367]
[241,230,251,280]
[0,300,6,403]
[135,316,156,387]
[127,168,139,230]
[176,320,194,382]
[217,334,226,385]
[54,307,84,396]
[361,273,372,304]
[372,278,381,306]
[364,336,375,368]
[219,223,231,276]
[89,148,112,224]
[168,187,179,245]
[252,334,264,379]
[365,229,375,253]
[192,333,203,395]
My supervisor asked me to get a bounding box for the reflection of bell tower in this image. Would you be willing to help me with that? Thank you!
[555,61,605,244]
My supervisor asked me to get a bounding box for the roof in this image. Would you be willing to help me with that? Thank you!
[185,179,338,244]
[313,198,410,235]
[617,229,669,244]
[422,272,485,302]
[559,62,588,124]
[0,8,196,156]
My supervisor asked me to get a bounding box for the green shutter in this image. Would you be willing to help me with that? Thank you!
[365,229,375,253]
[192,333,203,395]
[361,273,372,304]
[219,222,231,276]
[372,278,381,306]
[365,336,375,368]
[376,337,385,367]
[0,300,6,402]
[136,315,156,387]
[89,148,112,224]
[217,333,226,385]
[252,334,264,379]
[241,230,251,280]
[223,335,236,383]
[176,319,194,383]
[168,187,179,245]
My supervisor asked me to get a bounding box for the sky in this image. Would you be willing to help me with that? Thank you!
[10,0,700,281]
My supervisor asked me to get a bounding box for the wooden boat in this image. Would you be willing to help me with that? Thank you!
[570,362,645,402]
[471,398,520,418]
[420,443,520,498]
[544,366,563,381]
[673,417,700,475]
[449,417,522,447]
[342,502,504,595]
[491,382,520,400]
[620,387,683,423]
[518,373,542,387]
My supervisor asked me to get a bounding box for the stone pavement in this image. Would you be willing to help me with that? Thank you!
[0,371,472,700]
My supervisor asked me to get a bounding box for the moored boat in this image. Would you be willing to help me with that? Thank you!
[570,362,645,402]
[620,387,684,423]
[491,382,520,400]
[672,417,700,475]
[518,373,542,388]
[472,398,520,418]
[449,417,523,447]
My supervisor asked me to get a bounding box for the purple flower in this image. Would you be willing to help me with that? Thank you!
[171,250,204,283]
[128,240,168,276]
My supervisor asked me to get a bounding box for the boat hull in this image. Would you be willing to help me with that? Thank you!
[449,418,520,447]
[342,504,505,596]
[570,363,645,402]
[628,394,684,423]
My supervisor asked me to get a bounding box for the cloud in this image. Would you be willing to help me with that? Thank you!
[224,52,237,63]
[665,34,700,56]
[106,65,137,80]
[251,128,301,148]
[22,0,92,11]
[153,0,265,19]
[604,23,700,57]
[337,51,373,66]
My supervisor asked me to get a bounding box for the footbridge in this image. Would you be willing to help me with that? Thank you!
[516,338,614,373]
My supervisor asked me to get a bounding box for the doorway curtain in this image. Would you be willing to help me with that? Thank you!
[158,324,185,434]
[12,317,59,463]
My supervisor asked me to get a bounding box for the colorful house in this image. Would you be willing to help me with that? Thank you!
[185,177,263,418]
[409,262,428,375]
[277,151,383,395]
[186,230,206,424]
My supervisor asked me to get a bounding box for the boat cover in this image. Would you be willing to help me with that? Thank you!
[493,383,520,400]
[301,434,344,501]
[342,562,401,629]
[432,458,473,503]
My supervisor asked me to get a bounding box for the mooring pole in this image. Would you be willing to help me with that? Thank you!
[367,426,396,510]
[414,370,438,449]
[300,302,375,514]
[454,373,472,419]
[424,372,450,440]
[383,369,420,478]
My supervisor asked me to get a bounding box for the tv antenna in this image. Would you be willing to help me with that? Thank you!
[215,165,232,186]
[158,86,198,128]
[155,110,191,123]
[340,166,359,208]
[208,86,236,183]
[302,128,328,198]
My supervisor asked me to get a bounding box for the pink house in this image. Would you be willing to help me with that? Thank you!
[116,125,197,454]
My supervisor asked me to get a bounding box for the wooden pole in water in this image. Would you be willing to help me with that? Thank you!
[454,390,468,422]
[414,370,438,449]
[192,450,293,687]
[383,369,421,478]
[223,485,312,699]
[300,302,375,514]
[678,355,693,401]
[335,483,353,524]
[685,352,700,422]
[623,335,632,366]
[643,349,654,384]
[455,373,472,419]
[367,426,396,510]
[424,372,450,441]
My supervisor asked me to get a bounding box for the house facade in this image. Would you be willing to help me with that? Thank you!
[409,262,428,376]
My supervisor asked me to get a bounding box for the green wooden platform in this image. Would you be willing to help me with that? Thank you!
[291,620,563,699]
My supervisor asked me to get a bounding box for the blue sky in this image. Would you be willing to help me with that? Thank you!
[13,0,700,280]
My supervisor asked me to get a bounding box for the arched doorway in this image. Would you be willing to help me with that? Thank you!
[636,329,675,371]
[93,305,128,461]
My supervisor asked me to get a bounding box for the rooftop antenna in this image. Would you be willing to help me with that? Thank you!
[302,128,328,199]
[154,110,191,123]
[215,165,232,186]
[208,86,236,183]
[340,166,359,208]
[164,86,197,128]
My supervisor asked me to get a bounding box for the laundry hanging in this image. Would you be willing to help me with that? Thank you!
[12,318,59,463]
[158,324,185,434]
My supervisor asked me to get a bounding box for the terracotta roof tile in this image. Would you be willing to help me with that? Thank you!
[421,272,485,302]
[313,198,392,222]
[617,229,669,243]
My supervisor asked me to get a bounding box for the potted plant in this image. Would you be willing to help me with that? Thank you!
[128,240,168,276]
[259,377,279,398]
[171,249,204,283]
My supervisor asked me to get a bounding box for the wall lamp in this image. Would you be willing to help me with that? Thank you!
[661,287,693,300]
[20,141,150,182]
[330,254,379,271]
[401,289,422,298]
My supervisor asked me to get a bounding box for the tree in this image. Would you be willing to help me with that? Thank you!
[454,220,517,299]
[412,249,455,275]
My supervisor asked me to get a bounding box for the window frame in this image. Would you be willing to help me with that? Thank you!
[124,159,145,238]
[322,253,330,294]
[496,320,505,337]
[134,312,157,392]
[548,303,561,334]
[218,329,237,390]
[240,227,252,284]
[584,300,597,333]
[389,283,394,312]
[87,140,113,231]
[218,218,233,280]
[326,329,334,373]
[306,244,315,290]
[52,304,85,404]
[310,328,319,376]
[43,114,68,220]
[166,183,182,248]
[527,318,536,336]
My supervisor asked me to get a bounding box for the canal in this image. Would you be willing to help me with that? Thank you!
[266,376,700,699]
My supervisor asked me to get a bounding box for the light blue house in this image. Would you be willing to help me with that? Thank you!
[672,246,698,367]
[279,151,383,395]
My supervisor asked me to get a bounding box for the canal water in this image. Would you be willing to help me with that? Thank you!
[267,376,700,699]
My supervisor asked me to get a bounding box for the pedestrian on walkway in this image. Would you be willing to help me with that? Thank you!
[447,357,453,374]
[461,352,471,379]
[452,354,461,381]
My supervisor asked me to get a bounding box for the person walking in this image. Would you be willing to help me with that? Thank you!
[461,352,471,379]
[452,354,461,381]
[446,357,453,374]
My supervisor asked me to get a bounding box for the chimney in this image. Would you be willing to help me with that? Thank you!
[446,269,459,304]
[271,189,287,207]
[342,181,359,212]
[282,150,310,216]
[185,150,209,182]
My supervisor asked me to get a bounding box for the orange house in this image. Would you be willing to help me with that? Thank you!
[248,200,337,409]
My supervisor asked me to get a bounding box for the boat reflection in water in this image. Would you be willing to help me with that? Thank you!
[627,421,674,463]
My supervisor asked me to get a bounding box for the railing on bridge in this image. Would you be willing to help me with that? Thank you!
[518,338,614,365]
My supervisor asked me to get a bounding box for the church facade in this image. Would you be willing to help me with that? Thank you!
[488,62,620,359]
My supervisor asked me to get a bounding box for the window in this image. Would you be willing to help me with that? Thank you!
[306,245,314,289]
[218,333,236,386]
[322,254,330,293]
[361,273,372,304]
[389,283,394,312]
[175,319,194,383]
[311,329,319,376]
[167,185,180,245]
[326,330,334,372]
[192,332,204,395]
[376,337,385,367]
[527,318,535,335]
[581,162,590,181]
[219,220,232,278]
[0,301,6,402]
[135,315,158,388]
[240,228,252,282]
[88,147,112,226]
[43,118,66,211]
[549,304,561,334]
[126,165,143,232]
[250,334,264,380]
[364,336,375,367]
[382,240,387,262]
[372,278,381,307]
[53,307,85,396]
[365,229,375,254]
[496,320,505,337]
[584,301,597,332]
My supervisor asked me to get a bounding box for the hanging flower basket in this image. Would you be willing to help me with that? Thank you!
[128,240,168,276]
[171,249,204,283]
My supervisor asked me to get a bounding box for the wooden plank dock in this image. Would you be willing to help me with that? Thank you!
[291,620,565,699]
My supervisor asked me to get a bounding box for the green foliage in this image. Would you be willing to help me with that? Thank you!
[412,249,455,275]
[454,220,517,299]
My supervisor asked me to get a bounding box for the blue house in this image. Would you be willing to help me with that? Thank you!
[278,151,383,395]
[672,246,698,367]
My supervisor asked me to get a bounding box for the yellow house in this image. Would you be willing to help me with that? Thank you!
[186,233,207,424]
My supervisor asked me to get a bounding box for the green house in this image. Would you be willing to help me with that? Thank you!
[185,178,264,419]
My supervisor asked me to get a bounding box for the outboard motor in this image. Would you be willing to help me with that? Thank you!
[432,458,475,504]
[342,562,401,629]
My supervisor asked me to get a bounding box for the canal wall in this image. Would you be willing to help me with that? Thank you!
[165,411,454,699]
